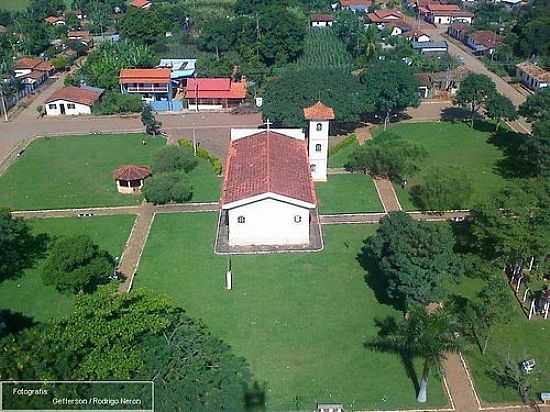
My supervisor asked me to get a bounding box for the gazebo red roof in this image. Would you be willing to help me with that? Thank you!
[113,165,151,181]
[303,101,335,120]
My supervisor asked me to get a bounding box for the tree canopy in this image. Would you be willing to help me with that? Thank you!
[485,92,517,130]
[41,235,115,294]
[360,60,420,129]
[143,171,193,204]
[455,74,496,126]
[363,212,463,309]
[263,67,368,127]
[411,166,473,211]
[119,7,166,45]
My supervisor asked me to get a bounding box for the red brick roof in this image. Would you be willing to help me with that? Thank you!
[340,0,371,6]
[131,0,151,7]
[113,165,151,181]
[119,68,171,84]
[516,63,550,82]
[311,14,335,22]
[222,131,317,206]
[68,31,91,38]
[185,78,247,100]
[45,16,65,24]
[468,30,503,48]
[303,101,335,120]
[46,86,103,106]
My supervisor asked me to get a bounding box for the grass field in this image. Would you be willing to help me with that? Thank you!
[374,122,508,210]
[0,134,221,210]
[316,174,383,213]
[135,213,448,411]
[0,0,29,11]
[450,277,550,404]
[0,215,135,322]
[328,139,359,168]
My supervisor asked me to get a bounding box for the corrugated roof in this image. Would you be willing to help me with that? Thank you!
[46,86,103,106]
[222,131,316,207]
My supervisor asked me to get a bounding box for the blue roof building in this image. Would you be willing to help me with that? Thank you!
[158,59,197,81]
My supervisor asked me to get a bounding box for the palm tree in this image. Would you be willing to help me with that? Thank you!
[367,306,463,403]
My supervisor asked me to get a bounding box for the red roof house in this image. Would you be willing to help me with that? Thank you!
[130,0,152,8]
[367,9,404,23]
[185,78,247,110]
[466,30,504,54]
[45,86,104,115]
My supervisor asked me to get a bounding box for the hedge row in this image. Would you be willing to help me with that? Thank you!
[178,139,223,175]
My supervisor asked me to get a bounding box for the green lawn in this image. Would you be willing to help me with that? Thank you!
[0,134,220,210]
[450,277,550,404]
[135,213,448,411]
[0,215,135,322]
[375,122,508,211]
[316,174,383,213]
[328,139,359,168]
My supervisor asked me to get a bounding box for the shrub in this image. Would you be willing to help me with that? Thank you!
[93,92,143,115]
[41,235,115,294]
[143,171,193,204]
[178,138,223,174]
[152,146,197,174]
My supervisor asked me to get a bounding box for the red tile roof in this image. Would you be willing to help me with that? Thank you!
[367,9,404,22]
[340,0,371,6]
[427,3,460,11]
[46,86,103,106]
[15,57,52,71]
[311,14,335,22]
[303,101,335,120]
[119,68,171,84]
[68,31,91,38]
[468,30,503,48]
[131,0,151,7]
[222,131,317,206]
[516,63,550,82]
[113,165,151,181]
[185,78,247,100]
[45,16,65,24]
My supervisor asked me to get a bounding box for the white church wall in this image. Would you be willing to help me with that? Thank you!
[227,198,310,246]
[231,128,305,141]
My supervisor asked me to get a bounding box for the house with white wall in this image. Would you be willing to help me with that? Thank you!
[424,4,473,24]
[45,86,103,116]
[310,14,335,27]
[516,63,550,91]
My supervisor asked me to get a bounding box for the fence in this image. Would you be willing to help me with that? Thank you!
[150,100,184,112]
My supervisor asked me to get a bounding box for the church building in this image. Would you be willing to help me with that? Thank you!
[220,101,334,248]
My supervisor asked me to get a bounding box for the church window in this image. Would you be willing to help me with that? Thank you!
[294,215,302,223]
[310,164,316,172]
[316,123,322,131]
[315,144,322,152]
[237,216,245,223]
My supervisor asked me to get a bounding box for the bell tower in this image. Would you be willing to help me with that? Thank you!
[303,101,335,182]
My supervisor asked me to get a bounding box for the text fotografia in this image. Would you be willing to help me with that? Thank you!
[1,381,153,411]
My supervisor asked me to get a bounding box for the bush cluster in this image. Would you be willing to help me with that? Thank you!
[178,138,223,175]
[93,92,143,115]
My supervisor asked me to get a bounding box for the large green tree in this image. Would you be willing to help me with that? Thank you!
[368,306,463,403]
[519,88,550,123]
[346,132,427,181]
[360,60,420,130]
[485,92,517,131]
[41,235,115,294]
[411,166,473,211]
[455,73,496,127]
[263,67,368,127]
[0,210,40,282]
[363,212,463,309]
[119,8,165,45]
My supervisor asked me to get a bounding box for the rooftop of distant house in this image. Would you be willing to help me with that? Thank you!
[15,57,54,71]
[468,30,504,49]
[222,131,316,206]
[119,68,171,84]
[310,14,335,22]
[68,30,91,38]
[516,62,550,82]
[157,58,197,78]
[46,86,104,106]
[449,22,472,32]
[367,9,405,22]
[45,15,65,24]
[185,78,247,100]
[131,0,152,8]
[411,40,448,49]
[340,0,372,7]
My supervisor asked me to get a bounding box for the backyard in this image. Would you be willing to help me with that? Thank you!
[0,215,135,322]
[376,122,509,210]
[135,212,448,411]
[0,134,221,210]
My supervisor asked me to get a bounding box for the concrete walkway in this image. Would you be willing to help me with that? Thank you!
[373,178,402,212]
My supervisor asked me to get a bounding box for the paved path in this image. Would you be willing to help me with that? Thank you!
[373,177,402,212]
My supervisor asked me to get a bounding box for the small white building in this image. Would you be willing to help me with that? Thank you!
[45,86,103,116]
[424,4,473,24]
[516,62,550,91]
[220,101,334,247]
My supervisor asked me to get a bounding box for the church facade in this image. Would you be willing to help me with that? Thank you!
[220,102,334,248]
